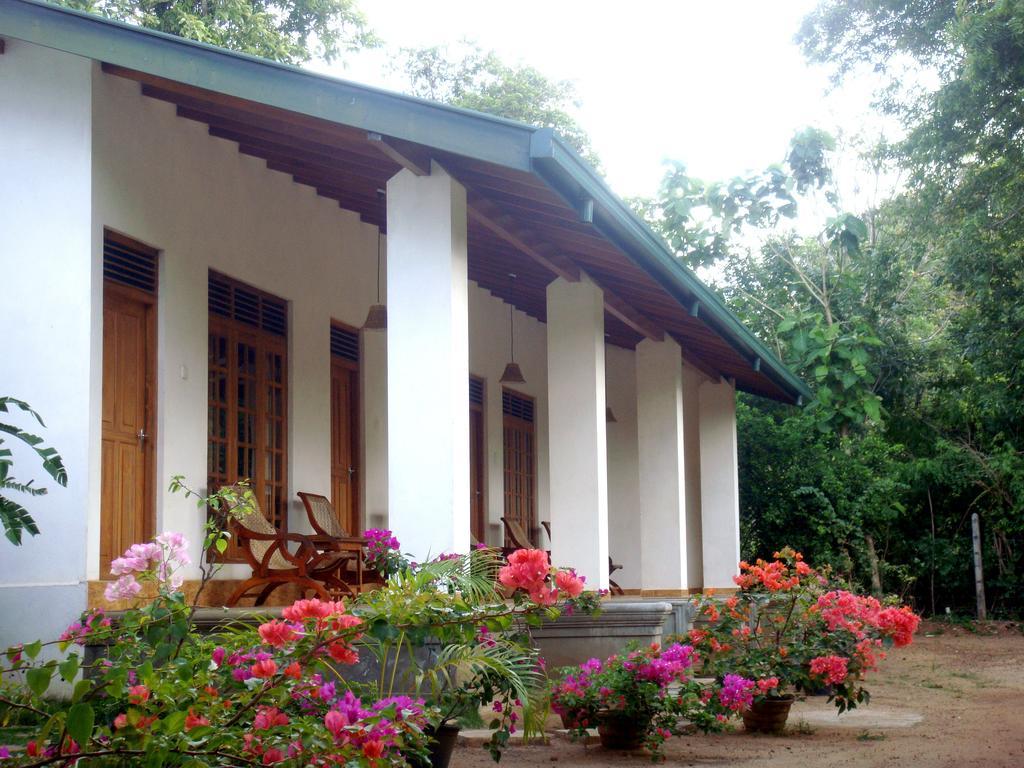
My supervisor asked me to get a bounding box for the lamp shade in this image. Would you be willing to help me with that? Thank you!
[363,303,387,330]
[499,361,526,384]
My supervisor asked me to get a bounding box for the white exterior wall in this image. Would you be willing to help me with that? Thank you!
[91,72,379,579]
[0,41,95,650]
[605,345,641,590]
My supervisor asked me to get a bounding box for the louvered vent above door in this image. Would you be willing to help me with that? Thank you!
[469,376,485,407]
[208,271,287,337]
[103,231,158,294]
[331,324,360,363]
[502,390,534,423]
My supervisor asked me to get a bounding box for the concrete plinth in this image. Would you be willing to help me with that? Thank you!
[528,600,672,669]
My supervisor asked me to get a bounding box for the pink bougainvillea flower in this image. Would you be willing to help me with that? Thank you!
[104,574,143,602]
[113,714,128,730]
[809,655,849,685]
[253,706,289,730]
[184,709,210,732]
[498,548,551,595]
[258,620,299,648]
[718,674,756,711]
[363,740,385,759]
[127,685,150,705]
[877,606,920,647]
[250,659,278,679]
[555,569,585,598]
[262,748,285,765]
[326,641,359,665]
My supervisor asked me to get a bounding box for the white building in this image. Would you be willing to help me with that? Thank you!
[0,0,809,645]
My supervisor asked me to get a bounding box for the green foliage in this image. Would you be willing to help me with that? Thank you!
[396,42,599,167]
[0,397,67,545]
[56,0,379,64]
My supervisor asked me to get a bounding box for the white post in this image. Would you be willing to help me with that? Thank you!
[682,363,705,591]
[361,322,388,531]
[386,163,470,561]
[547,275,609,590]
[636,337,688,595]
[699,378,741,589]
[0,41,94,647]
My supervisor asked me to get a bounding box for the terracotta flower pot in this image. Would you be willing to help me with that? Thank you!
[742,695,795,734]
[596,710,649,751]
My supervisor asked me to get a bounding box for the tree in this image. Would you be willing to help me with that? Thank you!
[56,0,378,64]
[396,42,599,167]
[0,397,66,545]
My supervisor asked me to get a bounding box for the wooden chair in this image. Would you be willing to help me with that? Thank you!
[220,485,357,606]
[537,518,625,596]
[500,516,538,559]
[297,492,382,590]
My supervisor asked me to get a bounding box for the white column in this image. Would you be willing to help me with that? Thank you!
[547,275,609,590]
[0,41,93,647]
[699,378,741,589]
[682,363,704,590]
[636,337,688,595]
[386,163,470,561]
[361,323,388,531]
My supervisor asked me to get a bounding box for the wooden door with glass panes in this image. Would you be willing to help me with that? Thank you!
[207,273,288,559]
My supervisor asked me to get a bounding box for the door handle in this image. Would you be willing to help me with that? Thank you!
[137,429,148,446]
[347,467,356,476]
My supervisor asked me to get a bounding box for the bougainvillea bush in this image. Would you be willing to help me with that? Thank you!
[0,487,598,766]
[687,547,921,713]
[551,642,739,759]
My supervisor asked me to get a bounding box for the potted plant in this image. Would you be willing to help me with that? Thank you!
[688,547,921,733]
[552,642,736,758]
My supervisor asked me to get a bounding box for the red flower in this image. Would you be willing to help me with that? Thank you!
[253,706,289,730]
[363,740,385,759]
[555,569,585,598]
[262,748,285,764]
[258,620,298,648]
[809,655,849,685]
[877,606,920,647]
[498,549,551,597]
[185,709,210,731]
[283,661,302,679]
[128,685,150,704]
[327,641,359,665]
[250,659,278,679]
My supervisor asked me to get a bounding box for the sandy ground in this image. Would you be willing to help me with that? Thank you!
[453,621,1024,768]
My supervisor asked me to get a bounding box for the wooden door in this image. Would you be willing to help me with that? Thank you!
[502,389,536,546]
[331,359,359,535]
[469,405,485,543]
[101,283,155,573]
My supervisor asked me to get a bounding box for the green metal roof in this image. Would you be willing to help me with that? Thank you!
[0,0,811,403]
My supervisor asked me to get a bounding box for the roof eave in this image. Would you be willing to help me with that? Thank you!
[529,129,812,404]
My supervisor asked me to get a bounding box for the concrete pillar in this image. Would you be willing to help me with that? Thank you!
[636,337,688,595]
[682,364,704,590]
[699,378,741,589]
[546,275,609,590]
[0,41,93,648]
[361,323,388,531]
[386,163,469,560]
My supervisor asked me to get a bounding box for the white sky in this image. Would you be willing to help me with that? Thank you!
[312,1,898,234]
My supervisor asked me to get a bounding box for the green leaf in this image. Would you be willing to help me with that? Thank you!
[59,654,80,681]
[163,710,187,734]
[66,703,95,748]
[23,640,42,660]
[72,678,92,703]
[26,666,53,696]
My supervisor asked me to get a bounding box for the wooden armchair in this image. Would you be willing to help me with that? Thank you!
[501,516,539,559]
[297,492,382,590]
[220,485,357,607]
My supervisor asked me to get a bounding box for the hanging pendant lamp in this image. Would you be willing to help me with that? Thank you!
[500,273,526,384]
[363,224,387,330]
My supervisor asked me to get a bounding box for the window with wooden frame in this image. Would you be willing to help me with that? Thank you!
[502,389,536,546]
[330,322,360,535]
[469,376,486,544]
[207,271,288,560]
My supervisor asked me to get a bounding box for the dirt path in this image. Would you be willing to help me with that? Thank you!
[452,621,1024,768]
